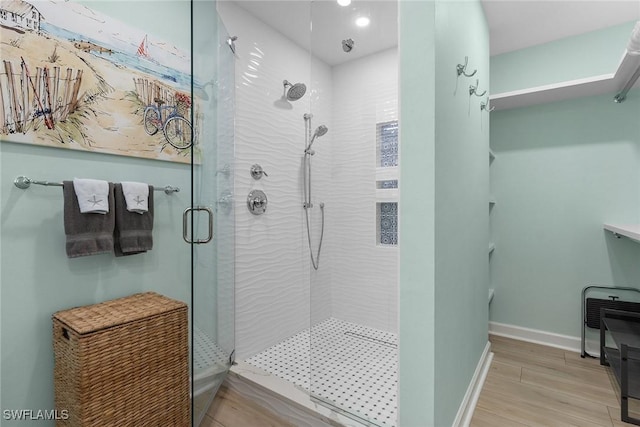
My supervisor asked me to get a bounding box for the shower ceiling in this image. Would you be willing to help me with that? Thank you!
[234,0,639,61]
[234,0,398,65]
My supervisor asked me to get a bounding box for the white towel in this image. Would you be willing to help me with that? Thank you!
[628,21,640,55]
[73,178,110,214]
[121,181,149,214]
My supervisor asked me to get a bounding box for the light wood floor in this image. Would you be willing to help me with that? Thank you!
[202,335,638,426]
[471,335,638,427]
[199,386,295,427]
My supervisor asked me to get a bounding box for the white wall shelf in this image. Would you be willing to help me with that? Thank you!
[488,243,495,254]
[491,51,640,111]
[488,288,495,304]
[604,224,640,243]
[489,149,495,162]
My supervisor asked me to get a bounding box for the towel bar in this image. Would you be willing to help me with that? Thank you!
[14,175,180,194]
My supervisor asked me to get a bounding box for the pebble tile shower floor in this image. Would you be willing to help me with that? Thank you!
[246,318,398,427]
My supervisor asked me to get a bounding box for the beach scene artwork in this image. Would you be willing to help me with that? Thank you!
[0,0,199,163]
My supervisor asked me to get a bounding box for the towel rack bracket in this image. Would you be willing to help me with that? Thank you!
[162,186,180,195]
[14,175,32,189]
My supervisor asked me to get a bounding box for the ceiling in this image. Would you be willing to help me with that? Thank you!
[233,0,640,64]
[235,1,398,66]
[483,0,640,56]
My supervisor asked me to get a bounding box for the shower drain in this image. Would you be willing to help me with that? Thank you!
[344,331,397,348]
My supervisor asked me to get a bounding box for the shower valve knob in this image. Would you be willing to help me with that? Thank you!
[250,164,268,180]
[247,190,267,215]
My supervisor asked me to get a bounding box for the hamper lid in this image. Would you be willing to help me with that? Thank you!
[53,292,186,335]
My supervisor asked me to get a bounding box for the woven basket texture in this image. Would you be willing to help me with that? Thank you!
[53,292,189,427]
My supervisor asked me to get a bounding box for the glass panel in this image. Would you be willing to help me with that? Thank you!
[310,1,399,426]
[192,2,235,425]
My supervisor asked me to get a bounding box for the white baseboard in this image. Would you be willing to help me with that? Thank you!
[489,321,582,353]
[452,341,493,427]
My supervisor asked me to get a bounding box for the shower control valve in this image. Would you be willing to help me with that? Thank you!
[250,164,268,180]
[247,190,268,215]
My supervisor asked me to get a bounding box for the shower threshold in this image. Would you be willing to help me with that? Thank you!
[226,318,397,427]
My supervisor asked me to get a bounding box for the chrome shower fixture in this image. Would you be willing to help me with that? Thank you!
[342,38,355,53]
[302,114,326,270]
[305,125,328,154]
[283,80,307,101]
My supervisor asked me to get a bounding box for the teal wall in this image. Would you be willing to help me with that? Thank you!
[400,0,489,425]
[399,1,436,425]
[490,90,640,337]
[433,1,490,425]
[0,145,191,425]
[491,21,636,94]
[0,2,191,425]
[489,21,640,340]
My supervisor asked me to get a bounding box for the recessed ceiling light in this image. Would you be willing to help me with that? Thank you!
[337,0,351,6]
[355,16,370,27]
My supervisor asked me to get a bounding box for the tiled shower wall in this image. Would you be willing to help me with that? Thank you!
[219,3,398,359]
[218,2,333,359]
[328,49,399,333]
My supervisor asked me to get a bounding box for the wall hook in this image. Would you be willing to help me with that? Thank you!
[469,79,487,97]
[480,97,495,112]
[226,36,238,54]
[456,56,477,78]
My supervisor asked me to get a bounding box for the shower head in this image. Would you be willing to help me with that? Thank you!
[283,80,307,101]
[306,125,328,154]
[342,38,355,53]
[313,125,328,139]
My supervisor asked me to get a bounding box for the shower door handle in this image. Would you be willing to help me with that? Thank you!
[183,206,214,244]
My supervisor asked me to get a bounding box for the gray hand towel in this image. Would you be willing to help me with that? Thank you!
[63,181,115,258]
[114,183,154,257]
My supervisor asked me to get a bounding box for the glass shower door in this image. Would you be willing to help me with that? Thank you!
[191,1,235,424]
[308,1,399,426]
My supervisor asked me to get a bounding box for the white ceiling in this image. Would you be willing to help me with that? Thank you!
[232,0,640,64]
[482,0,640,56]
[234,0,398,65]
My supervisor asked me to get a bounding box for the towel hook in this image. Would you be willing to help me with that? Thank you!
[456,56,477,78]
[480,97,495,112]
[469,79,487,97]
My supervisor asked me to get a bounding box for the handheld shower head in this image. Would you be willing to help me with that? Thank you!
[306,125,328,153]
[313,125,328,139]
[283,80,307,101]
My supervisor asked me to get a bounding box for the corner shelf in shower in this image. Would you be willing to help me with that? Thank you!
[488,242,495,255]
[490,51,640,111]
[604,224,640,243]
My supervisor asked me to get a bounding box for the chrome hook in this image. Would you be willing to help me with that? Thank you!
[226,36,238,54]
[480,97,495,112]
[456,56,477,78]
[469,79,487,97]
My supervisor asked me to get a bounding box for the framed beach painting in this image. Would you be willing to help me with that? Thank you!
[0,0,199,164]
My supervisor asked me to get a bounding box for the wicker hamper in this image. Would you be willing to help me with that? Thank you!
[52,292,189,427]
